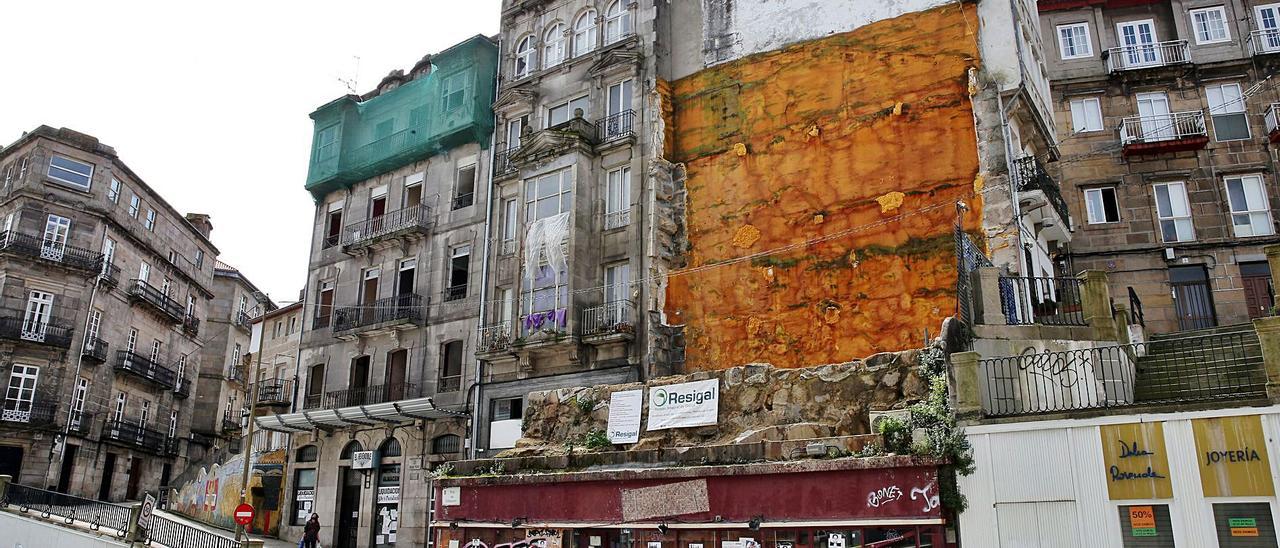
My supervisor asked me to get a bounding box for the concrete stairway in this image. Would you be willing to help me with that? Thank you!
[1134,323,1267,403]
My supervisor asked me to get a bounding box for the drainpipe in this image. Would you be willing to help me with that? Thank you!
[467,38,503,461]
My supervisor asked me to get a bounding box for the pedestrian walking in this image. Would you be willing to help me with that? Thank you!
[302,513,321,548]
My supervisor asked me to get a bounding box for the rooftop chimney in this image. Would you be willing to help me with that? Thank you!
[185,213,213,238]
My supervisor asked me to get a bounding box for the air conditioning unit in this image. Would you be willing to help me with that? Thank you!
[869,409,912,432]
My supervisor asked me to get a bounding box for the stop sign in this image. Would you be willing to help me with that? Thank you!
[233,503,255,526]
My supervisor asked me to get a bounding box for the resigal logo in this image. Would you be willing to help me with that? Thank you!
[653,385,715,407]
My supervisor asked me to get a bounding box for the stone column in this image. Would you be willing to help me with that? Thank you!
[1079,270,1116,340]
[1253,316,1280,402]
[951,351,983,420]
[974,267,1006,325]
[1265,245,1280,304]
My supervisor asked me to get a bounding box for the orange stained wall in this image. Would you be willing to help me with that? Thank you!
[665,3,984,369]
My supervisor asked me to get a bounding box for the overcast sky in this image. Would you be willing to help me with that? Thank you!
[1,1,499,303]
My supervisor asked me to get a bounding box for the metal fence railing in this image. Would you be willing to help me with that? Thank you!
[478,322,512,354]
[955,226,992,327]
[597,109,637,142]
[581,300,636,337]
[1119,111,1206,145]
[1128,287,1145,327]
[333,293,424,332]
[141,513,240,548]
[0,482,131,536]
[1105,39,1190,72]
[981,332,1265,416]
[999,276,1086,326]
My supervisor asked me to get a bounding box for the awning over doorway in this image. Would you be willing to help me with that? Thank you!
[255,396,466,432]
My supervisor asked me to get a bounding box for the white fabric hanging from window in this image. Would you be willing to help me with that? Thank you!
[523,212,571,281]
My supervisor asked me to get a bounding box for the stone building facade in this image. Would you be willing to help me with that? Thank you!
[1041,0,1280,333]
[186,261,274,465]
[258,36,498,548]
[248,299,302,454]
[0,126,217,502]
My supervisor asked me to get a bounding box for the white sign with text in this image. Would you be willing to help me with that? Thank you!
[646,379,719,431]
[607,390,643,443]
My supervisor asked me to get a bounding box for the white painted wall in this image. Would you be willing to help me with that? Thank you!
[0,511,129,548]
[960,406,1280,547]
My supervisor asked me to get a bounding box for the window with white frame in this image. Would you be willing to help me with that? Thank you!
[101,238,115,274]
[145,208,156,231]
[113,392,127,422]
[605,262,631,324]
[1226,174,1275,237]
[126,328,138,354]
[139,261,150,283]
[501,198,518,254]
[548,96,590,127]
[22,291,54,342]
[47,155,93,190]
[1056,23,1093,59]
[605,0,632,44]
[1069,97,1104,133]
[543,23,566,69]
[574,10,598,57]
[168,410,178,440]
[108,179,121,203]
[1085,187,1121,224]
[514,35,535,78]
[87,309,102,346]
[522,170,574,324]
[70,377,88,428]
[1190,6,1230,44]
[1207,83,1250,141]
[605,166,631,229]
[2,365,39,421]
[128,194,140,218]
[1153,182,1195,242]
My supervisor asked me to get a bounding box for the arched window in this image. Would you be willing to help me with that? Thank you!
[514,35,535,79]
[339,440,362,460]
[379,437,402,458]
[543,23,566,69]
[432,434,461,455]
[604,1,632,45]
[296,445,319,463]
[574,10,598,57]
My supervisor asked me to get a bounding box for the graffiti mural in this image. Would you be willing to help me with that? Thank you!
[171,449,286,536]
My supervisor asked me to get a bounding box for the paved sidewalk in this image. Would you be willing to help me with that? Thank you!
[155,508,295,548]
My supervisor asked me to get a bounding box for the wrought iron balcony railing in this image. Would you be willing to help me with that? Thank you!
[1011,156,1070,230]
[333,293,424,332]
[1118,111,1207,145]
[127,279,185,322]
[234,310,252,331]
[604,209,631,230]
[174,375,191,398]
[478,322,513,354]
[438,375,461,393]
[443,284,467,302]
[340,204,434,248]
[998,276,1086,327]
[1105,40,1189,72]
[1,399,58,427]
[81,336,109,363]
[255,378,292,406]
[68,411,94,437]
[581,300,637,337]
[113,350,177,389]
[221,409,242,434]
[306,382,419,410]
[597,109,637,143]
[98,262,120,288]
[0,315,74,348]
[182,314,200,337]
[0,230,103,272]
[102,418,176,456]
[452,193,474,210]
[494,145,521,176]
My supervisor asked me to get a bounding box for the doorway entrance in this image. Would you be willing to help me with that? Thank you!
[99,453,117,501]
[1241,262,1274,319]
[337,467,362,548]
[126,457,143,500]
[57,444,78,493]
[1171,265,1217,330]
[0,446,22,481]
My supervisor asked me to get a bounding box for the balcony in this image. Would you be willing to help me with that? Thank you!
[113,350,177,390]
[1011,156,1071,240]
[127,279,185,323]
[302,382,420,410]
[0,315,74,348]
[227,361,249,384]
[182,314,200,337]
[452,193,475,210]
[97,262,120,289]
[221,410,242,434]
[494,145,520,178]
[581,300,637,344]
[1248,29,1280,56]
[477,322,513,355]
[1118,111,1209,157]
[174,375,191,399]
[1104,40,1189,72]
[597,109,637,144]
[1267,104,1280,143]
[605,209,631,230]
[0,231,103,273]
[81,336,109,363]
[233,310,252,332]
[998,276,1086,327]
[255,379,292,408]
[341,204,434,252]
[68,411,95,437]
[102,419,178,456]
[332,293,425,337]
[443,284,467,303]
[1,400,58,428]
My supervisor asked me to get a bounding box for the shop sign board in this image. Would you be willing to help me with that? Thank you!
[378,486,400,504]
[607,390,643,443]
[647,379,718,431]
[296,488,315,502]
[352,451,377,470]
[1129,506,1157,537]
[1192,415,1275,497]
[1099,422,1173,500]
[1230,517,1259,537]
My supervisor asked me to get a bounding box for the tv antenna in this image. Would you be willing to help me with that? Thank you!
[338,56,361,94]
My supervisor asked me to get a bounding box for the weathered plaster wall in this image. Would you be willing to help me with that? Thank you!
[666,4,983,369]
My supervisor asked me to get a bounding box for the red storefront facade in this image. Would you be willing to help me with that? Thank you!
[432,457,950,548]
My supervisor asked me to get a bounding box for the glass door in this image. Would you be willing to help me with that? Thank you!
[21,291,53,342]
[2,365,38,422]
[1259,4,1280,50]
[41,214,70,261]
[1137,92,1174,141]
[1118,20,1160,67]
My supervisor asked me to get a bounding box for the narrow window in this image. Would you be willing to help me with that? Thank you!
[3,365,40,420]
[514,35,535,79]
[574,10,599,56]
[324,207,342,249]
[453,165,477,209]
[446,245,470,301]
[1069,97,1104,133]
[1085,187,1120,224]
[145,209,156,231]
[315,125,338,161]
[605,166,631,229]
[128,195,140,218]
[114,392,127,422]
[441,72,466,111]
[195,249,204,269]
[501,198,518,254]
[139,261,151,283]
[1153,182,1195,242]
[543,23,566,69]
[1226,174,1275,237]
[439,341,464,392]
[316,281,334,328]
[1207,83,1250,141]
[108,179,121,203]
[70,377,88,428]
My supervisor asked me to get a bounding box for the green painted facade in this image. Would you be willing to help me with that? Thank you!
[304,35,497,201]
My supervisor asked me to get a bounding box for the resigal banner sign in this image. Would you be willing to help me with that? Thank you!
[647,379,718,431]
